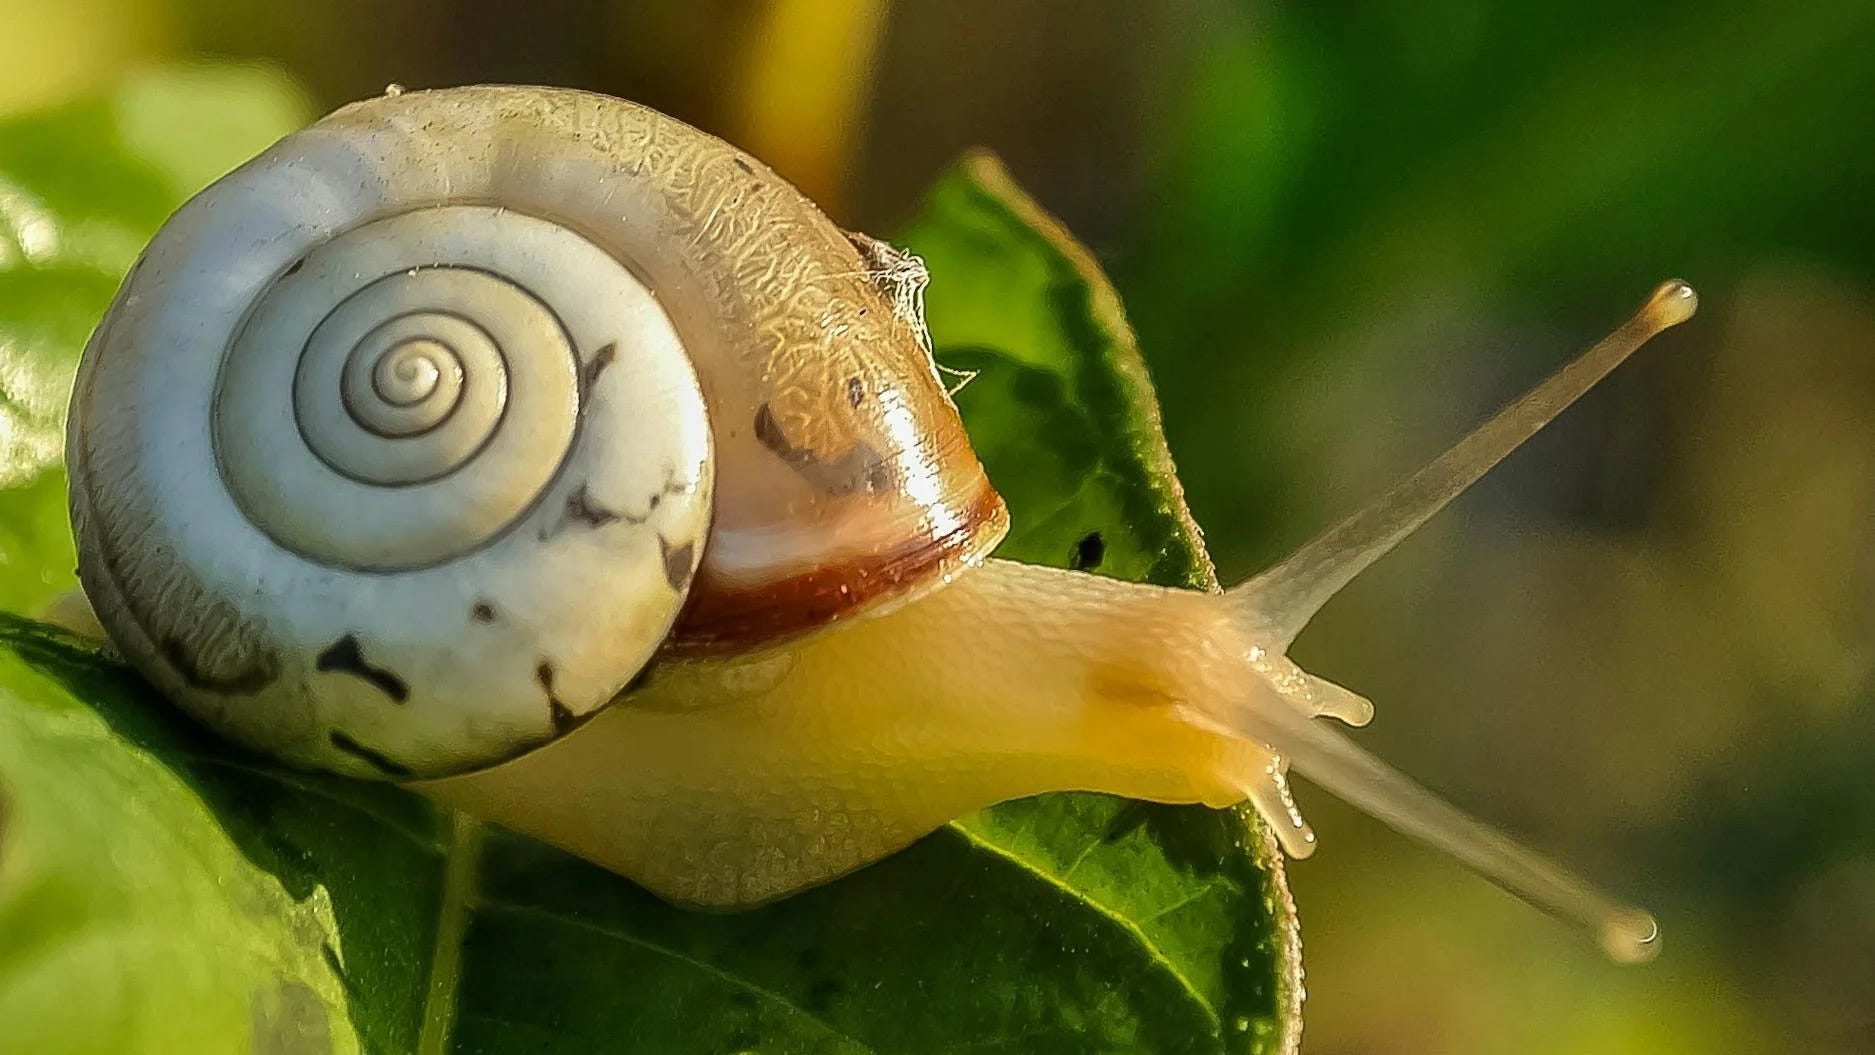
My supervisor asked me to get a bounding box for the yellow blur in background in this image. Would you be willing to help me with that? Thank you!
[5,1,1873,1053]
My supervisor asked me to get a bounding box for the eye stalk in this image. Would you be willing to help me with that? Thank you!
[1233,280,1699,650]
[1217,280,1695,963]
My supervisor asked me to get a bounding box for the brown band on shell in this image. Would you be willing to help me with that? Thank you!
[665,482,1009,655]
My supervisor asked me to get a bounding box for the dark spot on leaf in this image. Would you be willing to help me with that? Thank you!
[1100,801,1151,844]
[728,990,758,1011]
[846,375,865,407]
[471,601,496,623]
[315,635,408,703]
[582,342,617,389]
[320,942,348,990]
[660,537,696,592]
[806,976,842,1012]
[326,731,413,778]
[1070,530,1105,571]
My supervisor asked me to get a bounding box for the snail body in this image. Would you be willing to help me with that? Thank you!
[59,86,1694,962]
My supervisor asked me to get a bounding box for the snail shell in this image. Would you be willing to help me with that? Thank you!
[67,86,1006,779]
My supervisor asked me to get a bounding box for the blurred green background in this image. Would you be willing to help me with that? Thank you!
[3,1,1871,1052]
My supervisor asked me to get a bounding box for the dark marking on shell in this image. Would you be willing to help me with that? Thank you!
[538,661,599,737]
[734,157,755,175]
[282,257,305,278]
[162,635,280,694]
[562,483,628,529]
[548,698,580,735]
[566,484,621,528]
[471,601,496,623]
[315,635,409,703]
[327,730,413,778]
[660,537,697,593]
[1071,530,1105,572]
[845,375,865,407]
[540,475,683,541]
[753,403,894,496]
[582,342,618,390]
[752,403,799,464]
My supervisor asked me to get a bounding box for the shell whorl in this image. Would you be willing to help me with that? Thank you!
[215,211,593,570]
[68,92,718,779]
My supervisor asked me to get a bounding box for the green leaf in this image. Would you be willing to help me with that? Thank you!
[0,63,313,615]
[0,73,1299,1055]
[899,151,1302,1049]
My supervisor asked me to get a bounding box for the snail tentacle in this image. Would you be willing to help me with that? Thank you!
[1230,281,1698,649]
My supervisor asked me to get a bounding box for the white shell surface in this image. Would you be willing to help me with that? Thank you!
[68,102,715,778]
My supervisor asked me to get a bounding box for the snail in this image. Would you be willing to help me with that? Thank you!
[49,85,1696,963]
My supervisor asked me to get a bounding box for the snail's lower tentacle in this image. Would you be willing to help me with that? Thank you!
[1191,661,1661,965]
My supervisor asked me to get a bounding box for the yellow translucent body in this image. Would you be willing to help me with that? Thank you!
[421,560,1274,906]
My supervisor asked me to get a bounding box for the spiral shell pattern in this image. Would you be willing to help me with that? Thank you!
[68,110,715,779]
[216,209,594,570]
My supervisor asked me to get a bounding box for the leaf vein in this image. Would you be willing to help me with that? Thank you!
[946,824,1220,1030]
[479,899,877,1054]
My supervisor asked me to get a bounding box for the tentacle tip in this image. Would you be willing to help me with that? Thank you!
[1281,825,1319,860]
[1600,909,1661,965]
[1338,700,1376,728]
[1644,280,1698,330]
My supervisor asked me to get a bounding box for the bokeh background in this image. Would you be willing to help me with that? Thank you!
[4,1,1872,1052]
